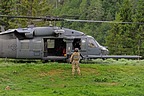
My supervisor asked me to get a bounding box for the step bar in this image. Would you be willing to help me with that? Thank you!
[42,56,67,60]
[87,55,142,59]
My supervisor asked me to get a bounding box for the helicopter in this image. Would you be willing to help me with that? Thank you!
[0,15,142,62]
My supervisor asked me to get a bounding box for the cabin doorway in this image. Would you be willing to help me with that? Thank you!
[44,38,66,57]
[72,38,81,50]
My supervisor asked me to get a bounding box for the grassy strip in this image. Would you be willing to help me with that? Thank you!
[0,59,144,96]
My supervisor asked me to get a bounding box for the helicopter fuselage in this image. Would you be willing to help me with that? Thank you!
[0,26,109,61]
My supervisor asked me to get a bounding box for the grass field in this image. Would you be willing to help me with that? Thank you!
[0,59,144,96]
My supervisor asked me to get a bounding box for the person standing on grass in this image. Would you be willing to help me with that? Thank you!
[70,48,81,75]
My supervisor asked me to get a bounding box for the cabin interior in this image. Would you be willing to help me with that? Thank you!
[44,38,81,57]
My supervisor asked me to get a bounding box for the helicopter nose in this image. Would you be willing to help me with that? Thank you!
[100,46,109,55]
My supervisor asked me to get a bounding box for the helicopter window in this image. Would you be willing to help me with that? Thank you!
[20,40,29,49]
[47,39,54,48]
[88,39,97,48]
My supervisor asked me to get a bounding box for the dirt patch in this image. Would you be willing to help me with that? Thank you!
[39,68,99,77]
[81,68,99,75]
[99,82,118,86]
[39,69,64,77]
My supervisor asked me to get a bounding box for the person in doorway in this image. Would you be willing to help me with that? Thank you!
[70,48,81,75]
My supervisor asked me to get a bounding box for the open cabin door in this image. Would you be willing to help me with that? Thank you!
[72,38,87,56]
[44,38,66,57]
[72,38,81,50]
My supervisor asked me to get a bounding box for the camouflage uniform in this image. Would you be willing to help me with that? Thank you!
[70,48,81,75]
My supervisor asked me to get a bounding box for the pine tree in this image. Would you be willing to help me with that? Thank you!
[133,0,144,56]
[106,0,135,55]
[102,0,123,20]
[13,0,52,27]
[0,0,15,30]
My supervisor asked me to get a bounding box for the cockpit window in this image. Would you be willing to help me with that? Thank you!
[88,39,97,48]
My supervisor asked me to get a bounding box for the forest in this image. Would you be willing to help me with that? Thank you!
[0,0,144,56]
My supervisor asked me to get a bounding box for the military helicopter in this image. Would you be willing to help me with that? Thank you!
[0,15,142,62]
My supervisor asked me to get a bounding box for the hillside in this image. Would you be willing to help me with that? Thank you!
[0,59,144,96]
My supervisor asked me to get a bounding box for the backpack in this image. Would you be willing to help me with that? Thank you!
[73,52,80,61]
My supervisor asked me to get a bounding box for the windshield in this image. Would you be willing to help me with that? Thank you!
[88,38,101,48]
[94,39,101,47]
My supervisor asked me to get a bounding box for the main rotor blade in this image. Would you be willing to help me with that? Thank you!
[0,15,43,19]
[0,15,143,24]
[65,19,144,24]
[0,15,64,21]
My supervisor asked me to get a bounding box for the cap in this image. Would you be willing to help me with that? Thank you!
[74,48,79,52]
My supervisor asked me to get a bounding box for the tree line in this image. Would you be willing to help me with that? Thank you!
[0,0,144,56]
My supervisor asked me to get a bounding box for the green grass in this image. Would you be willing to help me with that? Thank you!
[0,59,144,96]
